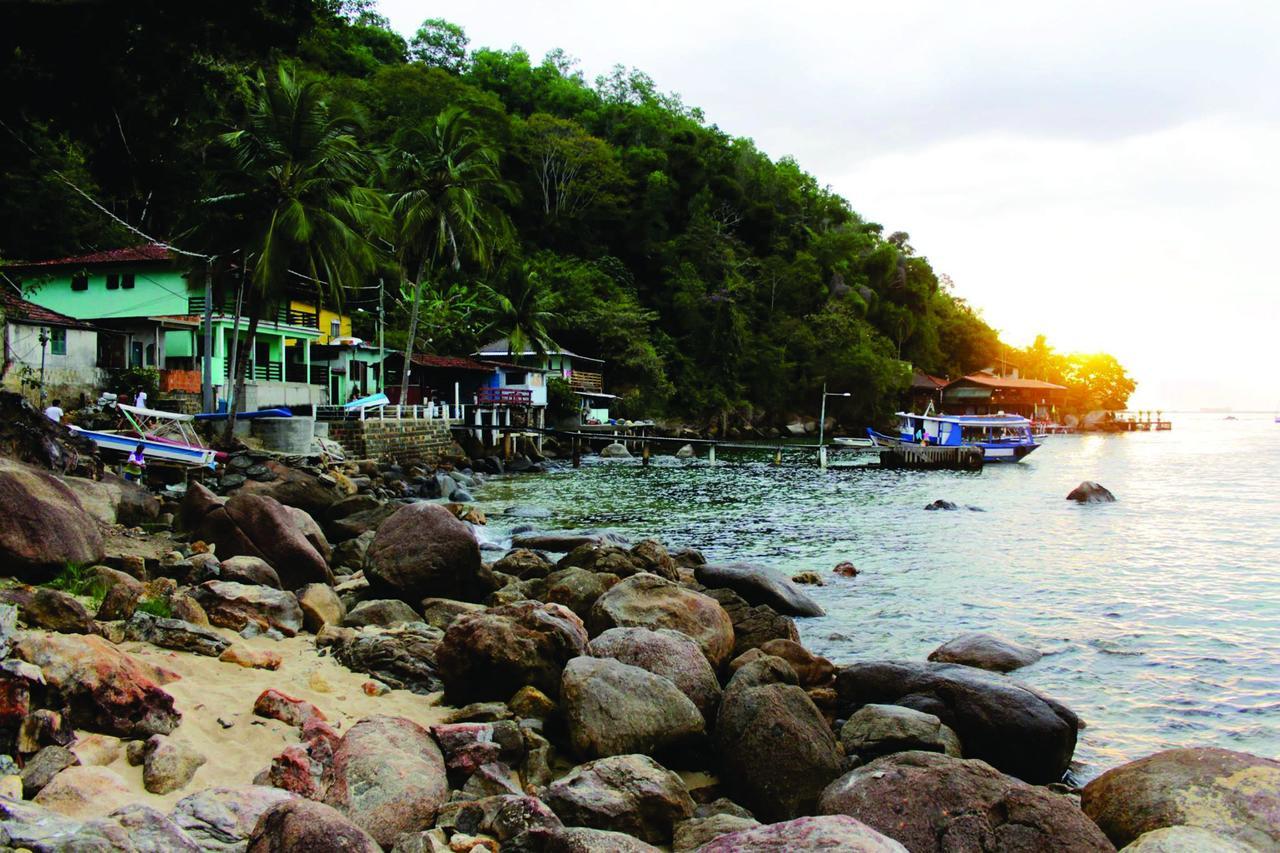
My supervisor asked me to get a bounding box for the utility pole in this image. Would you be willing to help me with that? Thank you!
[37,327,48,403]
[378,277,385,393]
[201,260,213,413]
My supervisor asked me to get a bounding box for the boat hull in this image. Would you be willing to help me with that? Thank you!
[866,429,1039,463]
[70,427,218,467]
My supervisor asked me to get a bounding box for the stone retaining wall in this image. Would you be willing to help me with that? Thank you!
[326,418,456,463]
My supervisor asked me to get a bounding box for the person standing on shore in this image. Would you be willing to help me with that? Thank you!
[123,443,146,482]
[134,387,148,408]
[44,399,64,423]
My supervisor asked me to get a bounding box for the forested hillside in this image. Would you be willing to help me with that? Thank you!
[2,1,1128,426]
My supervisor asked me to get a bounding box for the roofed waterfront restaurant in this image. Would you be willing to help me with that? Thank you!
[942,371,1067,420]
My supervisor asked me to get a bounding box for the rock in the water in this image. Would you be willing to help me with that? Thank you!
[193,491,334,588]
[675,444,696,459]
[436,601,588,702]
[836,660,1080,784]
[1067,481,1116,503]
[558,542,644,577]
[629,540,680,581]
[924,499,959,511]
[171,785,298,852]
[791,571,824,585]
[833,561,860,577]
[590,574,735,667]
[510,532,607,553]
[819,751,1113,852]
[544,753,694,844]
[321,715,449,848]
[344,598,421,627]
[1120,825,1255,852]
[219,555,282,589]
[143,734,207,794]
[754,638,835,687]
[1080,747,1280,850]
[588,627,722,721]
[599,442,632,458]
[695,562,825,617]
[125,611,232,657]
[32,765,132,818]
[297,583,346,632]
[701,587,799,657]
[13,633,180,737]
[695,815,906,851]
[247,798,380,852]
[561,656,705,759]
[928,631,1043,672]
[365,502,486,603]
[0,458,105,581]
[194,581,303,637]
[839,703,962,761]
[714,657,843,822]
[493,548,555,579]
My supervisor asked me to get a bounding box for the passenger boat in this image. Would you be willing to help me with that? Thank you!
[70,404,220,468]
[867,411,1041,462]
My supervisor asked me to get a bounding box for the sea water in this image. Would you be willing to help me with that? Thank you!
[471,413,1280,779]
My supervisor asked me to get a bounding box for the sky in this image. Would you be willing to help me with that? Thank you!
[378,0,1280,410]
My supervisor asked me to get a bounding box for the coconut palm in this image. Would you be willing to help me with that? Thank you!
[387,107,513,404]
[197,66,381,442]
[480,261,560,359]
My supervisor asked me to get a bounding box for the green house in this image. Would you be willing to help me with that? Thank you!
[5,244,352,409]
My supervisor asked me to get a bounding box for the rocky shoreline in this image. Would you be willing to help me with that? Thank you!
[0,422,1277,851]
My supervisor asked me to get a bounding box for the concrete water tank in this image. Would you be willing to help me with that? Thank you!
[251,416,316,454]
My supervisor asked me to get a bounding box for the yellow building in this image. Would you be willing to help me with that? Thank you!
[289,299,351,344]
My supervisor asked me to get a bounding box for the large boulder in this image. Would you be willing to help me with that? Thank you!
[194,581,303,637]
[561,656,705,759]
[1080,747,1280,850]
[283,505,332,565]
[0,459,104,581]
[1067,481,1116,503]
[590,574,735,668]
[588,627,722,721]
[218,555,282,589]
[1120,825,1256,852]
[543,567,620,620]
[193,492,333,588]
[297,583,346,632]
[558,543,644,577]
[819,751,1113,852]
[247,798,380,853]
[836,661,1080,784]
[324,623,443,694]
[365,502,486,602]
[60,473,159,526]
[327,503,398,543]
[343,598,420,628]
[13,632,180,737]
[436,601,588,702]
[237,460,344,516]
[702,587,799,657]
[839,703,962,761]
[714,656,843,822]
[31,765,132,819]
[515,825,662,851]
[171,785,298,852]
[694,815,907,852]
[695,562,825,617]
[17,587,95,634]
[544,753,694,844]
[928,632,1043,672]
[321,715,449,847]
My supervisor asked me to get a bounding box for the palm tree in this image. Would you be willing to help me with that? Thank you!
[480,261,560,359]
[387,108,512,404]
[197,66,380,443]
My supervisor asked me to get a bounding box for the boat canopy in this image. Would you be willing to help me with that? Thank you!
[895,411,1030,427]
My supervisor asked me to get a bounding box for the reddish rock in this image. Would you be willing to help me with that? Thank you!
[365,502,486,603]
[194,581,303,636]
[588,627,722,721]
[322,715,449,847]
[436,601,589,702]
[756,639,835,687]
[253,689,326,727]
[430,722,502,775]
[220,645,283,670]
[247,797,380,852]
[194,493,333,588]
[262,745,321,797]
[0,459,104,581]
[13,633,180,737]
[833,561,860,577]
[238,461,345,517]
[696,815,906,851]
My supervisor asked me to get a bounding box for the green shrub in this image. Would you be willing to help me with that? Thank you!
[134,596,173,619]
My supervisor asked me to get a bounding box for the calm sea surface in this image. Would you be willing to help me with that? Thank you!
[470,413,1280,779]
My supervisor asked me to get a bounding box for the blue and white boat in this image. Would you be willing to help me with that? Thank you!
[867,411,1041,462]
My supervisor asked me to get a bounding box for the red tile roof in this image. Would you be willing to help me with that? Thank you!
[954,372,1067,391]
[3,243,172,269]
[407,353,493,372]
[0,289,94,330]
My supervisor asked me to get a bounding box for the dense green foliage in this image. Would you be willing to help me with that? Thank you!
[1012,336,1137,413]
[0,1,1131,425]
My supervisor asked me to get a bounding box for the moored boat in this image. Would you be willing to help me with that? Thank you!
[867,411,1041,462]
[71,403,220,468]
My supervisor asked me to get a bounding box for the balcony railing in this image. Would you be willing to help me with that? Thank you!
[475,387,532,406]
[223,361,283,382]
[188,297,319,330]
[568,371,603,393]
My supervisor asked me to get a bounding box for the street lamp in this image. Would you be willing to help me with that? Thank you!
[818,383,852,468]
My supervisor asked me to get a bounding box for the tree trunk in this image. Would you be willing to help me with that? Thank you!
[221,306,261,447]
[397,273,426,406]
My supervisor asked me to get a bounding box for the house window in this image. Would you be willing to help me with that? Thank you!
[121,273,135,289]
[106,274,119,290]
[71,273,88,291]
[330,319,341,339]
[49,328,67,355]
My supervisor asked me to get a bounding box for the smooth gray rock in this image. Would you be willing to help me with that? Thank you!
[695,562,825,617]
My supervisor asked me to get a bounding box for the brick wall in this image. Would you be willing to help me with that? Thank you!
[327,417,457,463]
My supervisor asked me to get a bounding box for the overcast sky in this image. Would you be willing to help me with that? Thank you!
[379,0,1280,410]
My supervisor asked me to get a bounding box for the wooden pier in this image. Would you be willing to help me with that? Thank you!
[1113,411,1171,431]
[879,445,984,471]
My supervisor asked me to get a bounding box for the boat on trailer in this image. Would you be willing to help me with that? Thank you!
[71,404,220,468]
[867,411,1041,462]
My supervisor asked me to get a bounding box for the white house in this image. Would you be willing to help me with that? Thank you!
[1,288,101,403]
